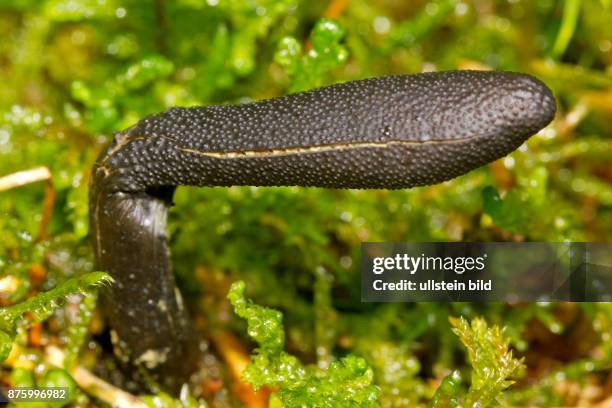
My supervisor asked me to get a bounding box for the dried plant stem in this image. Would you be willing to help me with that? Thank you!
[0,166,50,191]
[45,345,148,408]
[0,166,55,240]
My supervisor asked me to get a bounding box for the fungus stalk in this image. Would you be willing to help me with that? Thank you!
[90,71,555,391]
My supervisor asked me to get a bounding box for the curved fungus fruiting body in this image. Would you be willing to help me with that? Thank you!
[89,70,556,391]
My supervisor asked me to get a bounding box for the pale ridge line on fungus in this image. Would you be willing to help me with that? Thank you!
[175,137,476,159]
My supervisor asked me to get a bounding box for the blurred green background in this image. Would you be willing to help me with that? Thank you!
[0,0,611,407]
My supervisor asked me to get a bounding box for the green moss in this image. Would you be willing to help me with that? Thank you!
[0,272,111,362]
[275,18,349,92]
[228,281,380,407]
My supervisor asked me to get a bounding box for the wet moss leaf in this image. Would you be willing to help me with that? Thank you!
[449,317,524,408]
[228,281,380,407]
[0,272,112,363]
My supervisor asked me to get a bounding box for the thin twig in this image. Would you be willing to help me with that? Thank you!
[38,175,55,241]
[555,101,588,138]
[0,167,51,191]
[45,345,148,408]
[0,166,55,240]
